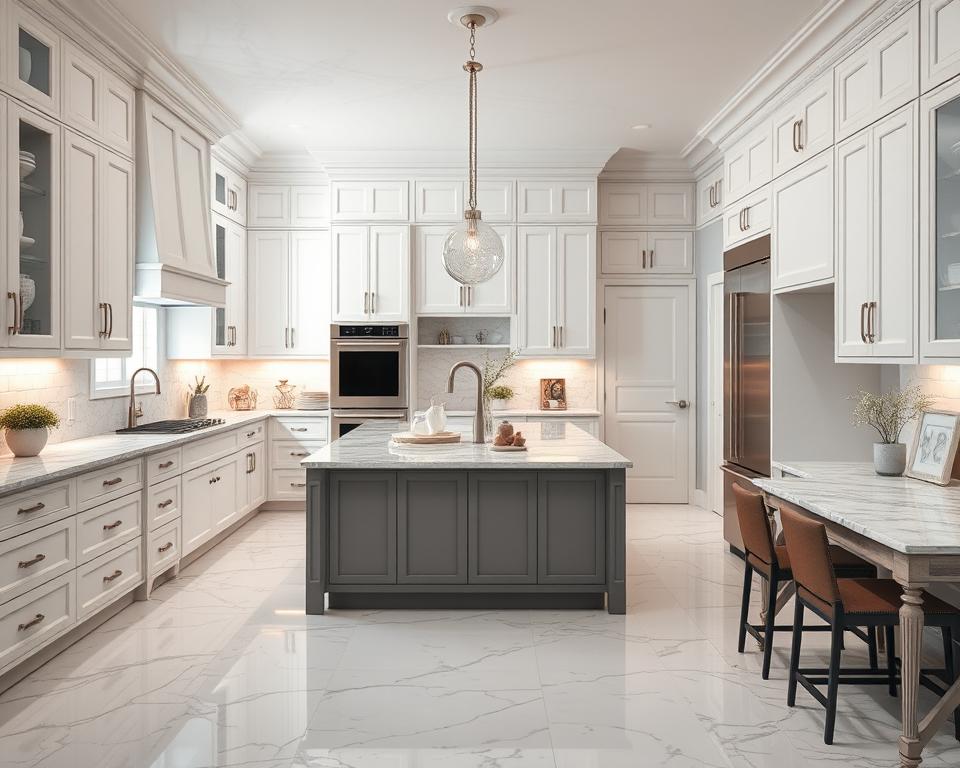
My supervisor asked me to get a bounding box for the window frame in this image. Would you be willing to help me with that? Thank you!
[89,305,161,400]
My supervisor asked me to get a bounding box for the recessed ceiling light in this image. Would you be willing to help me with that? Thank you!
[632,123,651,131]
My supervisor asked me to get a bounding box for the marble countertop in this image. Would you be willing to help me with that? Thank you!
[302,421,631,470]
[755,461,960,555]
[0,409,328,499]
[438,408,602,418]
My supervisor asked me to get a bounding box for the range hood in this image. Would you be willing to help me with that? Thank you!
[135,93,226,308]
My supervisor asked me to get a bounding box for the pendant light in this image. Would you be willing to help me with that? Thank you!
[442,7,504,286]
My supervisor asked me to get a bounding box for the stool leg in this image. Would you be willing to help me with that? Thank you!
[738,563,753,654]
[867,626,878,671]
[787,598,804,707]
[824,619,844,745]
[886,625,897,697]
[762,572,778,679]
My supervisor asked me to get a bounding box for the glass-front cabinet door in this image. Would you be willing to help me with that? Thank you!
[7,103,60,348]
[8,5,59,115]
[211,214,246,356]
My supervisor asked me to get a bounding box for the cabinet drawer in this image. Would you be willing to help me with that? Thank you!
[76,492,141,564]
[0,518,75,605]
[182,430,241,472]
[148,520,181,576]
[0,480,74,541]
[269,469,308,501]
[78,461,142,510]
[146,476,181,531]
[238,421,266,447]
[146,447,182,485]
[270,440,325,470]
[0,572,76,672]
[77,538,142,620]
[271,417,328,441]
[723,184,772,250]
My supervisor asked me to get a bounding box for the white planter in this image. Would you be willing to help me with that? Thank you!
[874,442,906,477]
[490,399,509,411]
[5,427,48,457]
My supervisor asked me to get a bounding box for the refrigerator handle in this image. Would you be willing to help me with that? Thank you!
[735,293,745,461]
[727,292,738,460]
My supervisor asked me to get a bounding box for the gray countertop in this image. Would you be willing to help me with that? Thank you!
[302,421,632,470]
[0,409,328,499]
[755,461,960,555]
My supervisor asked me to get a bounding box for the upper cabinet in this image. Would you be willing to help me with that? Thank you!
[599,182,694,227]
[599,231,693,275]
[771,71,834,178]
[211,157,246,226]
[331,225,409,322]
[922,0,960,92]
[8,4,58,116]
[414,180,463,223]
[330,180,408,221]
[517,180,596,223]
[248,184,328,228]
[722,183,771,251]
[695,165,723,228]
[724,122,773,205]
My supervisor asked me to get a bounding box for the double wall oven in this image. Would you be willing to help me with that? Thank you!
[330,323,409,439]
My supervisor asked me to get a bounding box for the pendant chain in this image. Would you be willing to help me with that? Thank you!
[467,22,478,211]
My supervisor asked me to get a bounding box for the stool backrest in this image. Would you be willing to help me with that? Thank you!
[732,483,776,565]
[779,506,841,606]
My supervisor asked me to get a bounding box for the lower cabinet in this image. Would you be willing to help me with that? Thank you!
[398,472,468,584]
[181,453,241,557]
[468,472,537,584]
[538,473,605,584]
[329,472,397,584]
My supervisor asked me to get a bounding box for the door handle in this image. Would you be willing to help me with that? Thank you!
[102,569,123,583]
[17,613,44,632]
[742,207,750,231]
[859,302,868,343]
[107,303,113,338]
[284,327,289,348]
[458,285,463,307]
[559,326,564,348]
[17,553,46,569]
[739,209,745,232]
[792,120,800,153]
[708,185,714,208]
[363,291,369,314]
[868,301,877,343]
[648,250,654,268]
[665,400,689,409]
[370,292,376,315]
[290,327,295,348]
[98,302,107,338]
[552,326,557,348]
[8,291,19,335]
[714,180,721,207]
[796,118,804,151]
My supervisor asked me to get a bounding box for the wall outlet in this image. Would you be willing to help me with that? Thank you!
[66,397,76,424]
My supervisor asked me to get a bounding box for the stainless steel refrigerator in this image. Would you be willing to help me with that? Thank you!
[721,235,771,552]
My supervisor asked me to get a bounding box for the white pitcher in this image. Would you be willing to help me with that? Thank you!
[424,398,447,434]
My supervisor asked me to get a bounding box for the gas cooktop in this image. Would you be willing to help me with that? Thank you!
[116,418,226,435]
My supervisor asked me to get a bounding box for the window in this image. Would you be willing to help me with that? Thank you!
[90,306,160,399]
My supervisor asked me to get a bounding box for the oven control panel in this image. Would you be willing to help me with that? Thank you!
[333,324,407,338]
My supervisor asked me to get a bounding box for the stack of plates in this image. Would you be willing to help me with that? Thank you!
[296,391,329,410]
[19,151,36,181]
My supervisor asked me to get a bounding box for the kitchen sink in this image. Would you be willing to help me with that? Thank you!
[116,418,226,434]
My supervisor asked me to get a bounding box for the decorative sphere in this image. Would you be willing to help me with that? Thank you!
[442,214,504,286]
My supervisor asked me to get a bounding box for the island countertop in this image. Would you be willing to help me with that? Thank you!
[302,421,632,470]
[754,461,960,555]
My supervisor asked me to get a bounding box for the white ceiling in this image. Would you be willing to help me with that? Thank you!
[113,0,830,159]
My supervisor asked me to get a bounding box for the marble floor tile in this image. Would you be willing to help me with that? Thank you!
[1,507,959,767]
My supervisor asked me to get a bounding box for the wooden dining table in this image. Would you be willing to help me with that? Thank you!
[753,461,960,768]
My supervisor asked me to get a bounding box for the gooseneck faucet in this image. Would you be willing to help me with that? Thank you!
[128,367,161,428]
[447,361,485,444]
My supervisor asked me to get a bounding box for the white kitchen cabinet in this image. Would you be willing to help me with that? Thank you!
[101,70,134,157]
[330,180,409,221]
[415,225,514,314]
[722,183,772,250]
[599,182,694,227]
[599,231,692,275]
[181,453,240,557]
[836,7,918,141]
[242,443,266,514]
[331,225,409,321]
[599,183,646,225]
[922,0,960,92]
[248,185,289,227]
[724,121,773,205]
[61,40,98,137]
[211,156,246,226]
[414,180,463,222]
[696,165,724,227]
[836,103,917,361]
[8,4,59,116]
[771,149,834,292]
[771,71,834,178]
[248,229,330,357]
[517,226,595,357]
[291,186,328,227]
[517,180,596,223]
[466,179,514,222]
[646,183,695,226]
[63,132,133,352]
[249,185,330,228]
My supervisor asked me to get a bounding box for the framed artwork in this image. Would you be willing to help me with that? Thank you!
[906,410,960,485]
[540,378,567,410]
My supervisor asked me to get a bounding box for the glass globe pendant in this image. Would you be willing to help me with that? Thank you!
[442,12,504,286]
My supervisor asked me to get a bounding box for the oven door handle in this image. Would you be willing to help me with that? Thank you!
[332,342,404,348]
[332,411,408,419]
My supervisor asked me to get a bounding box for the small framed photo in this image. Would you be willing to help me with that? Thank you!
[540,378,567,410]
[906,410,960,485]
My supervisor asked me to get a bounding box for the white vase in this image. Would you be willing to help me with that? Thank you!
[19,274,35,312]
[5,427,48,457]
[491,398,509,411]
[874,442,906,477]
[424,401,447,434]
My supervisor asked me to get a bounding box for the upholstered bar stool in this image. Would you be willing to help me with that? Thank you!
[780,506,960,745]
[733,483,877,679]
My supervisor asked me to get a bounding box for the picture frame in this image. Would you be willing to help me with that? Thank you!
[540,378,567,410]
[906,409,960,486]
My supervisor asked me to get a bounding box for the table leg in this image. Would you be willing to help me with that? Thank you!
[899,586,926,767]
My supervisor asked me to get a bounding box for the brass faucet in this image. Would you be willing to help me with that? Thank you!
[128,367,161,428]
[447,361,485,444]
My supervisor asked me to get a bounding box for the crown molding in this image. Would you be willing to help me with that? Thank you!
[599,150,695,182]
[213,132,263,175]
[249,152,329,184]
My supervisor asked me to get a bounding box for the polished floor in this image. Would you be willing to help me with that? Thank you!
[0,506,958,767]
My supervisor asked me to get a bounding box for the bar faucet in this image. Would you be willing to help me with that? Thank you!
[447,361,485,444]
[128,367,161,428]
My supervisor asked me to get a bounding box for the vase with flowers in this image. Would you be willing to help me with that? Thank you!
[851,385,934,476]
[481,350,519,437]
[188,376,210,418]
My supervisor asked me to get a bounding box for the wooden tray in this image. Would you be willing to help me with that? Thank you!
[489,444,528,452]
[392,431,461,445]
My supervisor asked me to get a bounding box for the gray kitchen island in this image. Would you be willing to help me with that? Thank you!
[302,421,632,614]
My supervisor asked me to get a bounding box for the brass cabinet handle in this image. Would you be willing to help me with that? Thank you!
[290,451,309,457]
[364,291,369,314]
[467,286,472,306]
[102,569,123,583]
[370,292,376,315]
[290,427,308,432]
[158,541,173,553]
[708,185,714,208]
[458,285,463,307]
[859,302,868,343]
[290,327,295,348]
[18,613,44,632]
[559,326,564,348]
[284,327,289,348]
[102,477,123,487]
[98,302,108,338]
[742,207,750,231]
[17,502,45,515]
[158,460,174,469]
[552,326,557,348]
[246,430,257,438]
[792,120,799,153]
[714,180,721,207]
[103,519,123,531]
[158,498,174,509]
[796,118,804,151]
[738,209,744,231]
[868,301,877,343]
[641,249,647,269]
[107,303,113,338]
[17,553,46,569]
[8,291,19,334]
[648,250,654,268]
[246,452,255,474]
[290,482,306,488]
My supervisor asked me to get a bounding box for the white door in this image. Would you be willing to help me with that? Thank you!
[708,275,725,515]
[331,226,369,321]
[290,230,331,356]
[645,231,694,275]
[604,284,691,503]
[416,225,463,314]
[556,226,596,356]
[212,455,241,533]
[291,186,329,227]
[181,467,214,557]
[245,443,266,512]
[467,225,514,314]
[222,219,246,355]
[645,184,693,226]
[368,225,408,321]
[517,227,558,356]
[248,231,290,356]
[63,131,99,349]
[99,151,134,351]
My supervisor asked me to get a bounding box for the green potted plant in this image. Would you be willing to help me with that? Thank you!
[851,385,934,476]
[487,385,514,411]
[0,404,60,457]
[188,376,210,418]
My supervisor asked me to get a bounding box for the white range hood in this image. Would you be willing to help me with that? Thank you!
[135,93,227,307]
